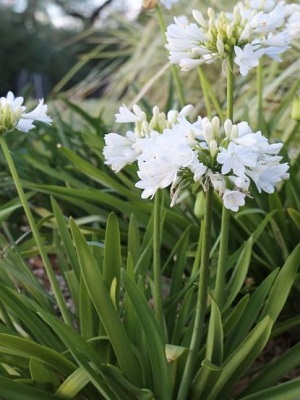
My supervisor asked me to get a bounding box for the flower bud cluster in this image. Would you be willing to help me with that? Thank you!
[165,0,294,76]
[103,105,289,212]
[0,91,51,135]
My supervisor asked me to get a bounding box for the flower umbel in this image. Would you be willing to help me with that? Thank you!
[103,108,289,212]
[165,1,291,75]
[0,91,52,135]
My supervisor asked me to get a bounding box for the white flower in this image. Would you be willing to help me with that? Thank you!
[135,129,196,198]
[0,91,51,134]
[165,3,291,76]
[247,162,289,193]
[223,189,246,211]
[104,110,290,213]
[103,132,137,172]
[217,142,257,176]
[285,4,300,39]
[115,104,146,124]
[234,44,264,76]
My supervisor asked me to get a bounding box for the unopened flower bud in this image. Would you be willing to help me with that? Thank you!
[194,191,205,219]
[209,139,218,157]
[192,9,208,28]
[211,116,220,135]
[217,37,225,56]
[227,25,234,40]
[224,119,233,138]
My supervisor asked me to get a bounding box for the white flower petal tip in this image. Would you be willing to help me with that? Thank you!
[0,92,52,134]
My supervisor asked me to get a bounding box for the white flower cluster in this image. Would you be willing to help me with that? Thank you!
[165,0,295,76]
[0,91,51,134]
[103,105,289,212]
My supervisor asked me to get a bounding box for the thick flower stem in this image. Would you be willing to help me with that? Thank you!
[177,185,214,400]
[214,206,230,306]
[257,60,265,132]
[156,4,186,108]
[226,53,235,121]
[153,190,165,333]
[197,67,212,118]
[214,54,234,306]
[0,135,72,326]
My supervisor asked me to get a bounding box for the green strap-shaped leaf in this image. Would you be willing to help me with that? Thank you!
[225,268,278,356]
[240,340,300,396]
[51,197,81,278]
[56,367,91,398]
[38,311,116,400]
[58,146,138,199]
[260,243,300,323]
[239,377,300,400]
[103,213,121,305]
[121,269,172,400]
[70,218,140,385]
[224,237,253,310]
[207,315,272,400]
[287,208,300,230]
[206,295,223,366]
[0,334,75,376]
[0,376,62,400]
[29,358,61,387]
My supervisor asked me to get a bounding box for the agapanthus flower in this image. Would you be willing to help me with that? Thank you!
[165,1,291,75]
[285,4,300,40]
[103,106,289,212]
[103,103,193,172]
[0,91,51,134]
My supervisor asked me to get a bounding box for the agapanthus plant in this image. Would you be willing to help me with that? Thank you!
[0,93,71,324]
[0,91,51,134]
[165,0,293,75]
[104,106,289,212]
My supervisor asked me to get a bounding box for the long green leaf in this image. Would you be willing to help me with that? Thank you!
[0,334,75,375]
[207,316,272,400]
[58,146,137,199]
[0,376,62,400]
[225,269,278,356]
[224,237,253,309]
[70,218,141,385]
[239,377,300,400]
[51,197,81,278]
[37,311,116,400]
[206,295,223,366]
[240,340,300,396]
[56,368,91,398]
[103,213,121,305]
[260,243,300,323]
[122,269,172,400]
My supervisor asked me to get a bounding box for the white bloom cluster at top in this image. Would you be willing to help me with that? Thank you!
[103,105,289,212]
[0,91,52,134]
[165,0,297,76]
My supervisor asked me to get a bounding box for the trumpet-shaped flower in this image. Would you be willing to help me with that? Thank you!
[223,189,246,212]
[0,91,51,134]
[165,1,291,76]
[103,107,289,212]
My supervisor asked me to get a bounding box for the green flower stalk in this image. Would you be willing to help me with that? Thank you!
[0,91,72,326]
